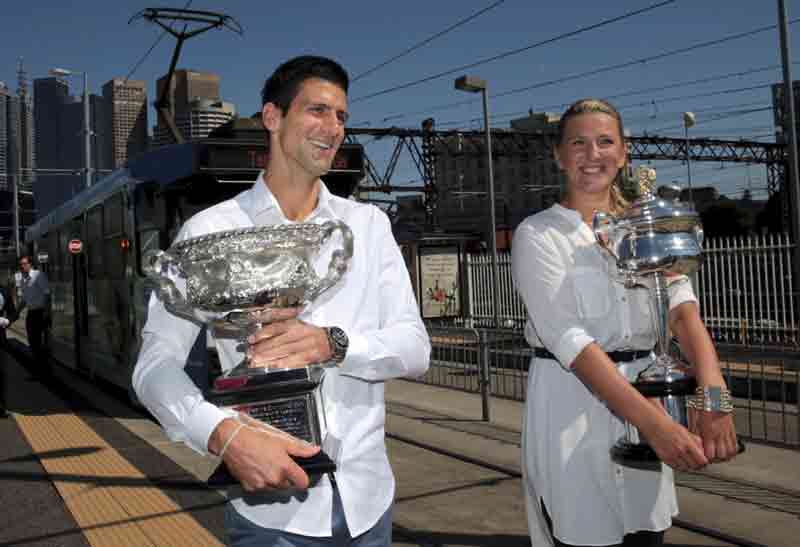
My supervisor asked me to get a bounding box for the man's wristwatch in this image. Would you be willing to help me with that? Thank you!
[325,326,349,364]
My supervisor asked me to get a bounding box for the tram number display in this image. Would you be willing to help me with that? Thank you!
[204,143,364,175]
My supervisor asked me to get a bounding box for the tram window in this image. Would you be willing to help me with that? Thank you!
[58,230,71,282]
[104,193,124,236]
[137,229,162,276]
[47,232,60,281]
[87,205,105,279]
[105,237,125,280]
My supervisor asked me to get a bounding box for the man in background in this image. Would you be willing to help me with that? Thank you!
[14,256,50,375]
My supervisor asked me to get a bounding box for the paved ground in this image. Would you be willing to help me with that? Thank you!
[2,330,799,546]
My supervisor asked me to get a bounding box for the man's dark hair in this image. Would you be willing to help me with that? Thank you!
[19,255,32,265]
[260,55,349,114]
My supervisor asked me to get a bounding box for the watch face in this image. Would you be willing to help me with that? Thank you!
[331,327,348,348]
[329,327,348,361]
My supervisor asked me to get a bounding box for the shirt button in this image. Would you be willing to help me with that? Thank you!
[621,296,627,302]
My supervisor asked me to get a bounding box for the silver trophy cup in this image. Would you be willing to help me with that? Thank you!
[593,168,703,469]
[144,220,354,480]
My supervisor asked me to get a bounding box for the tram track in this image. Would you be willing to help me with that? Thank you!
[4,338,782,547]
[386,400,789,547]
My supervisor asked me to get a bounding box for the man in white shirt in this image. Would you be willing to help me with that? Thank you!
[14,255,51,374]
[133,55,430,546]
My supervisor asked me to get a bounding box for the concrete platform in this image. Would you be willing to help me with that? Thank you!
[1,330,798,546]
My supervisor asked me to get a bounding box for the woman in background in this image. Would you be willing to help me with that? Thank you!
[511,98,738,546]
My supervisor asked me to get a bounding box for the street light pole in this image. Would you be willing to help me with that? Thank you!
[82,71,91,189]
[12,173,20,258]
[49,68,92,189]
[455,75,501,329]
[683,111,695,203]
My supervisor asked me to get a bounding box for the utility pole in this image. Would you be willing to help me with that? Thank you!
[777,0,800,299]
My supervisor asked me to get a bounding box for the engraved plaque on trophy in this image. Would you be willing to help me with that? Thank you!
[593,167,703,469]
[144,220,353,482]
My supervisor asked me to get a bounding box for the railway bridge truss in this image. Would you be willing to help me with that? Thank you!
[346,127,786,225]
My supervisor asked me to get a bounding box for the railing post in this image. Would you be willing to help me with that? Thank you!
[478,329,492,421]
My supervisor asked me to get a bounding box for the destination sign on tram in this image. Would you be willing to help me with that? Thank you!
[202,143,365,176]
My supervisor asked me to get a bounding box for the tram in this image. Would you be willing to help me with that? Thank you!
[24,121,364,397]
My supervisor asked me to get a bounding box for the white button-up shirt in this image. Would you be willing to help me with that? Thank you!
[15,269,50,311]
[133,175,430,537]
[511,204,696,546]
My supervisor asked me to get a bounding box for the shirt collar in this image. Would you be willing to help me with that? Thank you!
[248,171,339,224]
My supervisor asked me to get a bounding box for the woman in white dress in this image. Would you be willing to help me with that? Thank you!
[511,98,739,547]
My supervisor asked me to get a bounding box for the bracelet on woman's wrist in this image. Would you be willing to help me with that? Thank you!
[687,385,734,414]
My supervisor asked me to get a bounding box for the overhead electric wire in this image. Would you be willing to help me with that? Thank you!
[351,0,676,103]
[412,62,792,127]
[352,0,506,82]
[124,0,193,82]
[647,106,773,133]
[368,18,799,128]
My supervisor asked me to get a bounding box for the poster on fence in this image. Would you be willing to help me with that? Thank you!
[419,246,461,318]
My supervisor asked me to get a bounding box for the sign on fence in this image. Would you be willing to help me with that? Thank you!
[419,246,461,319]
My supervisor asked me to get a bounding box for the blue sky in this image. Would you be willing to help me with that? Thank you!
[2,0,800,200]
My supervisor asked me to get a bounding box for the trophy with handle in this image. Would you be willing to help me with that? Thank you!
[144,220,353,482]
[593,167,704,469]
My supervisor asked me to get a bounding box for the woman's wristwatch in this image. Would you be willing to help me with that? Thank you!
[325,326,349,364]
[687,386,734,413]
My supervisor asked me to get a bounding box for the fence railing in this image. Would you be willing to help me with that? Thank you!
[416,325,800,448]
[465,234,799,347]
[698,233,797,347]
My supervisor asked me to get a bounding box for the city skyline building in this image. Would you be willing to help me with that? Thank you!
[152,69,236,147]
[1,61,36,258]
[431,111,564,244]
[32,74,107,217]
[102,78,147,168]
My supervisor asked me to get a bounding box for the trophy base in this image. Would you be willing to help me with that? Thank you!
[207,451,337,487]
[611,438,748,472]
[610,439,662,471]
[205,368,335,487]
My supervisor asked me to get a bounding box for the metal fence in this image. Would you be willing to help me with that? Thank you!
[465,234,799,347]
[416,325,800,448]
[698,233,797,347]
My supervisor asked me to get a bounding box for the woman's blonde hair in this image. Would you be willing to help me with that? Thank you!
[557,98,629,214]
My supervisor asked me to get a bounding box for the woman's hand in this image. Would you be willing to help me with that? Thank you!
[640,413,709,471]
[689,408,738,463]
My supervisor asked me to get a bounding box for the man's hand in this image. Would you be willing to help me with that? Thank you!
[209,416,320,491]
[247,315,333,370]
[689,407,738,463]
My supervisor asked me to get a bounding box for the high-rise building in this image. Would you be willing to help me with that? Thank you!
[33,76,69,171]
[2,61,36,258]
[152,69,236,147]
[32,74,110,217]
[102,78,147,167]
[432,112,564,240]
[0,82,8,189]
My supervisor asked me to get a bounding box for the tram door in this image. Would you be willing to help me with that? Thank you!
[71,217,90,372]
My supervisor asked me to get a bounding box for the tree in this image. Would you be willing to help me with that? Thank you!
[755,191,785,234]
[700,200,751,238]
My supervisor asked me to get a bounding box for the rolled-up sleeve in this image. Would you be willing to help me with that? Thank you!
[338,210,430,381]
[511,222,594,370]
[668,275,698,310]
[133,293,233,455]
[132,225,233,456]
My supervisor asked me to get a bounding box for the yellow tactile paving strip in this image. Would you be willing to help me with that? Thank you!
[14,412,223,547]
